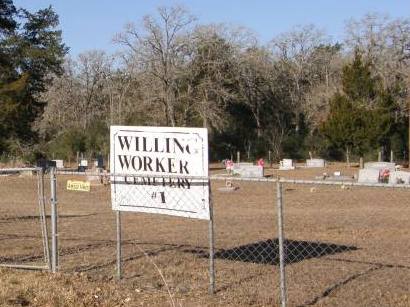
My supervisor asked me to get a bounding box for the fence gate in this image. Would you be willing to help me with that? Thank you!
[0,168,50,270]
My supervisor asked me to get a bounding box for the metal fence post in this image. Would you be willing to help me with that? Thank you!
[38,169,51,270]
[50,167,58,273]
[116,210,122,280]
[208,180,216,294]
[276,180,287,307]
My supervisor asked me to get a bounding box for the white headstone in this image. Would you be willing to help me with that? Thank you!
[232,163,264,178]
[52,159,64,169]
[279,159,295,170]
[358,168,380,183]
[306,159,325,168]
[240,165,264,178]
[364,162,395,171]
[232,163,254,175]
[388,171,410,185]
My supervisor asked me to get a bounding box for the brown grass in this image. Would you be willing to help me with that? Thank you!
[0,163,409,306]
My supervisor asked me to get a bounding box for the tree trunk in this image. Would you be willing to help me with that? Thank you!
[346,146,350,167]
[256,105,262,138]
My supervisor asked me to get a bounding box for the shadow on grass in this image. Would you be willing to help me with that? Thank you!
[185,238,357,265]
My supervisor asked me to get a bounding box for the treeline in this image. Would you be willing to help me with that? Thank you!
[1,3,410,163]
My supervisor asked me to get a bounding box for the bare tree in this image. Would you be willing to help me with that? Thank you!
[271,24,329,131]
[38,51,113,135]
[36,57,81,136]
[114,6,196,126]
[184,26,238,131]
[345,14,410,112]
[304,44,344,130]
[237,46,274,138]
[76,50,112,129]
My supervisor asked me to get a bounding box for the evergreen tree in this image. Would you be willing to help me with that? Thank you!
[0,1,67,155]
[342,50,378,103]
[322,51,397,162]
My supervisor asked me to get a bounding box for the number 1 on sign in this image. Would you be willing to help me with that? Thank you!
[151,191,166,204]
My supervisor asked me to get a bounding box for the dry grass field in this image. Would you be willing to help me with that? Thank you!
[0,163,409,306]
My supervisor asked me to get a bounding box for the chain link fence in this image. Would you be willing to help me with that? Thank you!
[1,168,409,306]
[278,179,410,307]
[54,172,210,297]
[211,177,279,305]
[0,168,50,270]
[50,172,281,305]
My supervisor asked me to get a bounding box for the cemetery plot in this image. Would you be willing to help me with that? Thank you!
[306,158,326,168]
[232,163,264,178]
[364,161,396,171]
[0,164,409,306]
[389,170,410,184]
[279,159,295,170]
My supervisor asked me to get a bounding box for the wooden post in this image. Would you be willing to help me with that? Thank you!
[390,150,394,163]
[237,151,240,163]
[378,150,382,162]
[359,157,364,169]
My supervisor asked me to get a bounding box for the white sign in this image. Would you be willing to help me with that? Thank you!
[110,126,209,220]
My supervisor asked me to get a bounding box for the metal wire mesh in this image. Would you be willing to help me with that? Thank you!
[3,166,409,306]
[46,172,280,305]
[279,180,410,307]
[0,168,49,270]
[211,177,279,306]
[53,173,211,300]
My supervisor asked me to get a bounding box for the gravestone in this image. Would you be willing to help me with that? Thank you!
[97,155,104,168]
[52,159,64,169]
[364,162,395,171]
[358,168,380,183]
[279,159,295,170]
[388,171,410,185]
[232,163,264,178]
[306,159,326,168]
[232,162,253,175]
[240,166,264,178]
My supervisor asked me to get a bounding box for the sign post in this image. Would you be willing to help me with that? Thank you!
[116,210,122,280]
[110,126,211,283]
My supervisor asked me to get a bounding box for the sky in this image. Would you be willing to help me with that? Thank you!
[13,0,410,56]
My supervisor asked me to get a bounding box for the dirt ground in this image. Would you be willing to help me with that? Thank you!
[0,163,409,306]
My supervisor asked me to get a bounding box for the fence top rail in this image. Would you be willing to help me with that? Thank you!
[57,172,278,182]
[210,175,277,183]
[279,178,410,189]
[53,171,410,189]
[0,167,41,173]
